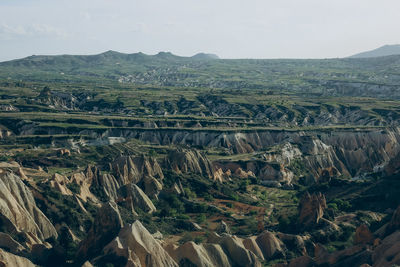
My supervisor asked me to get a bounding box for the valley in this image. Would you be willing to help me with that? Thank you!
[0,52,400,266]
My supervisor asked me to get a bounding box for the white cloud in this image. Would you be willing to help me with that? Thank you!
[0,23,69,40]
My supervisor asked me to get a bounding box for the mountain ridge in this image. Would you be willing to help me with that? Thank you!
[0,50,220,65]
[349,44,400,58]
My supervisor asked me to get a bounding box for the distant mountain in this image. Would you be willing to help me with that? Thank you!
[1,49,400,97]
[349,44,400,58]
[191,53,219,60]
[0,51,219,66]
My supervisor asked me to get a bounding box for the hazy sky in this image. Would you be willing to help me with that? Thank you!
[0,0,399,61]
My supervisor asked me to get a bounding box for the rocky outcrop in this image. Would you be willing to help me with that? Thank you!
[110,155,163,185]
[86,165,121,200]
[48,173,73,196]
[255,231,285,260]
[167,241,231,267]
[205,232,262,266]
[298,192,327,229]
[372,231,400,267]
[386,205,400,234]
[76,201,123,262]
[165,148,215,178]
[314,243,368,266]
[0,248,35,267]
[0,233,26,255]
[57,148,71,157]
[12,125,400,180]
[306,230,400,267]
[91,172,120,200]
[88,219,305,267]
[219,235,261,267]
[217,220,231,235]
[0,171,57,242]
[102,221,178,267]
[138,175,163,199]
[287,255,315,267]
[0,129,12,139]
[355,224,374,245]
[69,172,99,203]
[277,233,309,256]
[258,164,294,184]
[233,168,255,179]
[264,142,302,165]
[242,237,265,260]
[118,183,156,214]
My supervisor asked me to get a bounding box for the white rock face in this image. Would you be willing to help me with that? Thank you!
[69,172,99,203]
[165,148,215,178]
[110,155,164,185]
[0,248,35,267]
[48,173,73,196]
[103,221,178,267]
[118,183,156,213]
[171,241,231,267]
[0,171,57,241]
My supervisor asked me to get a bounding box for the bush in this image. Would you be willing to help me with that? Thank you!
[204,193,214,202]
[194,236,205,244]
[331,199,352,211]
[148,149,157,157]
[328,203,338,212]
[177,214,190,220]
[239,179,250,192]
[197,214,206,224]
[184,188,197,199]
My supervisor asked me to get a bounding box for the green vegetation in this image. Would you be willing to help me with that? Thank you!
[1,52,400,266]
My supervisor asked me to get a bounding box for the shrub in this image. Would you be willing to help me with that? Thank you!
[197,214,206,224]
[328,203,338,212]
[204,193,214,202]
[331,199,352,211]
[184,187,197,199]
[194,236,205,244]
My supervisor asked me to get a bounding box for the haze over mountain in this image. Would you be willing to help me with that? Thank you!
[350,44,400,58]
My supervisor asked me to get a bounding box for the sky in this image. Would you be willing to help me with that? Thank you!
[0,0,399,61]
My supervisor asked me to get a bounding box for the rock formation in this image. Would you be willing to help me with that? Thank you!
[167,241,231,267]
[0,248,35,267]
[110,155,163,185]
[255,231,285,260]
[217,220,231,235]
[0,233,26,255]
[117,183,156,214]
[258,164,293,184]
[101,221,178,267]
[0,171,57,242]
[69,172,99,203]
[354,224,374,245]
[165,148,215,178]
[386,205,400,234]
[372,231,400,267]
[218,234,261,267]
[48,173,72,196]
[298,192,327,228]
[76,201,123,262]
[137,175,163,199]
